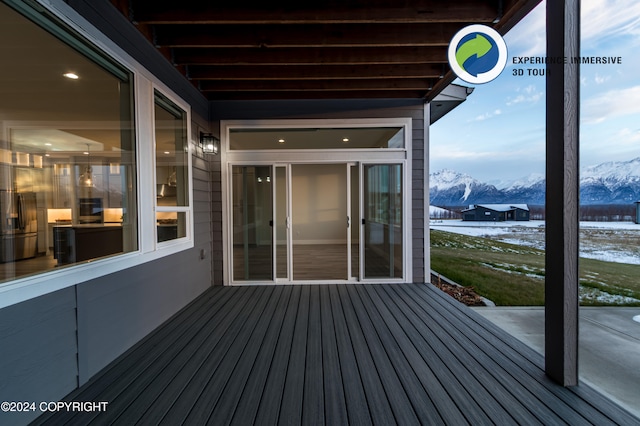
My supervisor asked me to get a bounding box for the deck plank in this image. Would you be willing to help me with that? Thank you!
[382,284,550,425]
[33,283,638,426]
[211,286,292,425]
[344,285,422,424]
[319,285,349,425]
[278,286,310,425]
[158,286,274,425]
[368,284,508,424]
[182,286,278,424]
[356,285,459,425]
[410,284,623,425]
[327,285,373,426]
[335,285,397,425]
[233,286,298,426]
[302,286,325,425]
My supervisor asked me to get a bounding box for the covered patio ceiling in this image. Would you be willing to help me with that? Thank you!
[109,0,541,101]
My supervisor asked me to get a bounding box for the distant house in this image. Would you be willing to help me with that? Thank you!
[462,204,530,221]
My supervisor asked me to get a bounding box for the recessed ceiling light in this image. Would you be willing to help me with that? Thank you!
[278,139,285,144]
[164,151,170,155]
[45,143,52,146]
[342,138,349,142]
[63,72,79,80]
[83,151,89,155]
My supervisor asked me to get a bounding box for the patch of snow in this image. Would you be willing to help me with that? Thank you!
[580,287,640,305]
[430,220,640,265]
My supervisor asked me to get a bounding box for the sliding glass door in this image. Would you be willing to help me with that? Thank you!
[362,163,403,280]
[231,165,272,281]
[291,163,350,281]
[230,161,404,283]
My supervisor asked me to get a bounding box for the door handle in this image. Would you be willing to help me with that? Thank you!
[347,216,350,228]
[362,218,366,225]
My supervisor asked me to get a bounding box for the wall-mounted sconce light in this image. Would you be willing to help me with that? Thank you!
[199,132,219,155]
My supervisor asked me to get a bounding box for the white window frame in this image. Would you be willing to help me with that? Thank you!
[0,0,194,309]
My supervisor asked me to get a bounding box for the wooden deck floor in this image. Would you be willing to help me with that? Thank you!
[34,284,636,425]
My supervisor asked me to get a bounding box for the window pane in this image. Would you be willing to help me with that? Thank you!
[157,212,187,243]
[0,2,137,284]
[155,92,189,208]
[229,127,404,150]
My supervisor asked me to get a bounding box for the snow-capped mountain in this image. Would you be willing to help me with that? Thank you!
[429,169,504,206]
[580,158,640,204]
[429,158,640,206]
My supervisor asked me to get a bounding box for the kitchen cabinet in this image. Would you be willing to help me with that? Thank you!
[53,224,122,265]
[52,164,72,208]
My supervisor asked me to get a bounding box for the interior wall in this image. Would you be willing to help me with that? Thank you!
[292,163,347,244]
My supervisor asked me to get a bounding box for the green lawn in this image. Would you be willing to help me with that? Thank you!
[430,229,640,306]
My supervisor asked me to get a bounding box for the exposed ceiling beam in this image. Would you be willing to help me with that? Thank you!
[198,78,433,92]
[187,64,444,80]
[173,47,448,66]
[130,0,501,25]
[154,23,466,48]
[205,90,431,100]
[110,0,542,101]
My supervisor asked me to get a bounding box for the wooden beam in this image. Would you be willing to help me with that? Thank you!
[130,0,500,25]
[204,90,430,100]
[187,64,443,80]
[545,0,580,386]
[173,47,448,65]
[198,78,435,92]
[154,23,462,48]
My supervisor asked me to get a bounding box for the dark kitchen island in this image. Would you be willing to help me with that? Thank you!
[53,224,123,265]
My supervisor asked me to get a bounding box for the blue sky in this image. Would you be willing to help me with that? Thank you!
[430,0,640,186]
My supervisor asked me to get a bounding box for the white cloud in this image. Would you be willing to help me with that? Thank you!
[582,85,640,124]
[504,1,546,57]
[470,109,502,122]
[581,0,640,43]
[594,73,611,85]
[504,0,640,57]
[506,89,543,106]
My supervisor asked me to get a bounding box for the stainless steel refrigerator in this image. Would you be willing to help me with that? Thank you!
[0,190,38,263]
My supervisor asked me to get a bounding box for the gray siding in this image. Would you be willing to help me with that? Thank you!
[211,99,426,284]
[0,288,78,425]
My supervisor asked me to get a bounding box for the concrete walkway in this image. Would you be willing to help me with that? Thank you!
[473,307,640,419]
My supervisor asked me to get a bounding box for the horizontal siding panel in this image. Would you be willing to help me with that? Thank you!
[0,288,78,426]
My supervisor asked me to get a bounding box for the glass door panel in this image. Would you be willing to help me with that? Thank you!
[291,164,348,280]
[231,165,273,281]
[275,166,289,280]
[350,164,360,280]
[363,164,403,279]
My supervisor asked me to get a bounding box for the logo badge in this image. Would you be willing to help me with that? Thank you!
[448,25,507,84]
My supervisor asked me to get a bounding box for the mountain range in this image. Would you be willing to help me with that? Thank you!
[430,157,640,206]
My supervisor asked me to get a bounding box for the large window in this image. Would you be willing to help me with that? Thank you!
[0,1,137,284]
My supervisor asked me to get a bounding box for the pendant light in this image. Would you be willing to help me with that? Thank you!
[78,143,95,187]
